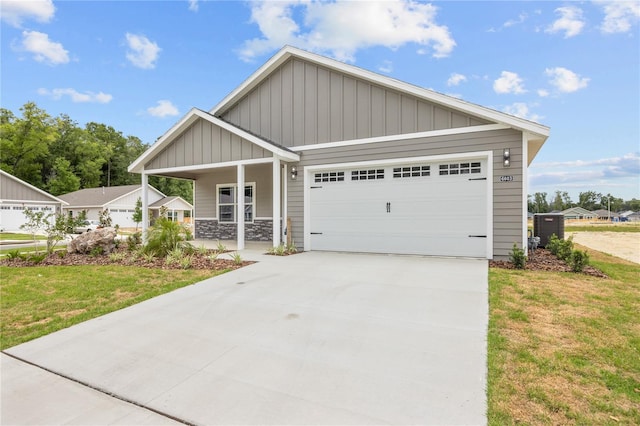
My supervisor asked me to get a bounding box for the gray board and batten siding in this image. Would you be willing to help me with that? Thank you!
[0,171,63,204]
[219,58,490,148]
[145,118,272,172]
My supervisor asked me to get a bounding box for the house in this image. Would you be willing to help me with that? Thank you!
[129,46,550,259]
[149,196,193,223]
[560,206,598,220]
[620,211,640,222]
[0,170,68,231]
[58,185,193,228]
[593,209,619,221]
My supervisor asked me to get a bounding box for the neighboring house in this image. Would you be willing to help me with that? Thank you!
[0,170,68,231]
[560,207,598,220]
[129,46,550,259]
[593,209,619,221]
[149,196,193,223]
[621,211,640,222]
[59,185,193,228]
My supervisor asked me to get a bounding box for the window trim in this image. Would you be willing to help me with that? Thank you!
[216,182,256,224]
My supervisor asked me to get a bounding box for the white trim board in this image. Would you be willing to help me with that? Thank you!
[290,124,508,152]
[143,157,276,176]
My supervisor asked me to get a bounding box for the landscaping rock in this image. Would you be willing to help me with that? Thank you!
[68,227,117,255]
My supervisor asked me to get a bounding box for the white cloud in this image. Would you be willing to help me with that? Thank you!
[504,12,527,28]
[545,67,589,93]
[188,0,199,12]
[238,0,456,63]
[378,60,393,73]
[0,0,54,27]
[447,72,467,86]
[493,71,526,94]
[529,153,640,191]
[125,33,161,69]
[502,102,542,122]
[545,6,585,38]
[537,89,549,97]
[147,100,179,117]
[38,88,113,103]
[18,31,69,65]
[595,0,640,34]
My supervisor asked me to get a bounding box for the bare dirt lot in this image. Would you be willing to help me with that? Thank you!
[567,232,639,264]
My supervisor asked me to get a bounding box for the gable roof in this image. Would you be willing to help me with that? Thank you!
[0,169,68,205]
[58,185,165,208]
[561,206,597,217]
[149,196,193,209]
[128,108,300,174]
[211,46,550,162]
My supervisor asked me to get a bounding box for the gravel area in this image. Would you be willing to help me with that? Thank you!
[567,232,639,264]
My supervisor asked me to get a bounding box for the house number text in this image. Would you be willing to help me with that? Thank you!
[499,175,514,182]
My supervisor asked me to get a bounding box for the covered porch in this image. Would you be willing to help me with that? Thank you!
[130,108,300,250]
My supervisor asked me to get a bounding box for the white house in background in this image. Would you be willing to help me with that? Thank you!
[149,196,194,223]
[0,169,68,232]
[58,185,193,228]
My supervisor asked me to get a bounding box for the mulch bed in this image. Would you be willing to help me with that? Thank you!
[0,246,252,271]
[490,248,608,278]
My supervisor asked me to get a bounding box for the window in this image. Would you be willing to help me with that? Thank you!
[351,169,385,181]
[217,184,254,223]
[393,165,430,178]
[167,211,178,221]
[439,162,481,176]
[314,171,344,183]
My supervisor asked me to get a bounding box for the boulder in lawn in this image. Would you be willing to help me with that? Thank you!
[68,227,117,255]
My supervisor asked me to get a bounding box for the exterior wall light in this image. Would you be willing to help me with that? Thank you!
[503,148,511,167]
[290,166,298,180]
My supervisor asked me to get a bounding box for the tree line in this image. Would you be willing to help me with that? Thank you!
[0,102,193,203]
[528,190,640,214]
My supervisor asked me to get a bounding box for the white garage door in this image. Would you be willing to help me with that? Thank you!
[309,159,488,258]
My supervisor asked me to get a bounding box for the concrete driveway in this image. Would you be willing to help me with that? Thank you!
[2,251,488,425]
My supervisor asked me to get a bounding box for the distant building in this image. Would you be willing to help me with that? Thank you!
[560,207,598,220]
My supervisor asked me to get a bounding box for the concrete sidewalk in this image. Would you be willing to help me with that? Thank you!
[2,251,488,425]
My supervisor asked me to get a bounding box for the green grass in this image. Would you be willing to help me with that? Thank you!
[0,233,47,241]
[488,250,640,425]
[565,224,640,233]
[0,265,226,350]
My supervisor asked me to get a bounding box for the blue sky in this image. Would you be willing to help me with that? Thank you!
[2,0,639,201]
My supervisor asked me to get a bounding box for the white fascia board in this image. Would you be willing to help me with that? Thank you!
[290,124,509,152]
[0,170,69,205]
[210,46,550,141]
[145,157,275,176]
[129,108,299,174]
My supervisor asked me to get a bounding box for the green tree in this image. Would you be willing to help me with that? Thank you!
[0,102,55,187]
[133,197,143,230]
[149,176,193,204]
[577,191,602,211]
[48,157,80,195]
[550,190,573,211]
[529,192,549,213]
[20,209,51,254]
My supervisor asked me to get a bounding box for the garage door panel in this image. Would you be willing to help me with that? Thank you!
[309,159,488,258]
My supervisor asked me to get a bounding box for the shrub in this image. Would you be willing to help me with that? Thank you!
[28,253,47,264]
[509,243,527,270]
[547,234,560,256]
[216,240,226,253]
[165,248,185,266]
[229,252,243,265]
[556,236,574,262]
[127,232,142,251]
[569,250,589,273]
[143,218,192,257]
[90,246,104,257]
[109,252,126,262]
[5,249,22,260]
[179,256,193,270]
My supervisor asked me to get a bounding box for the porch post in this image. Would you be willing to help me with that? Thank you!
[272,157,281,247]
[282,163,288,244]
[141,172,149,242]
[237,164,245,250]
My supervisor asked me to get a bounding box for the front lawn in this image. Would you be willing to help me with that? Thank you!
[0,232,47,241]
[0,265,225,350]
[488,248,640,424]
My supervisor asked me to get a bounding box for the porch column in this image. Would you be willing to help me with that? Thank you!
[141,172,149,242]
[237,164,245,250]
[272,157,281,247]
